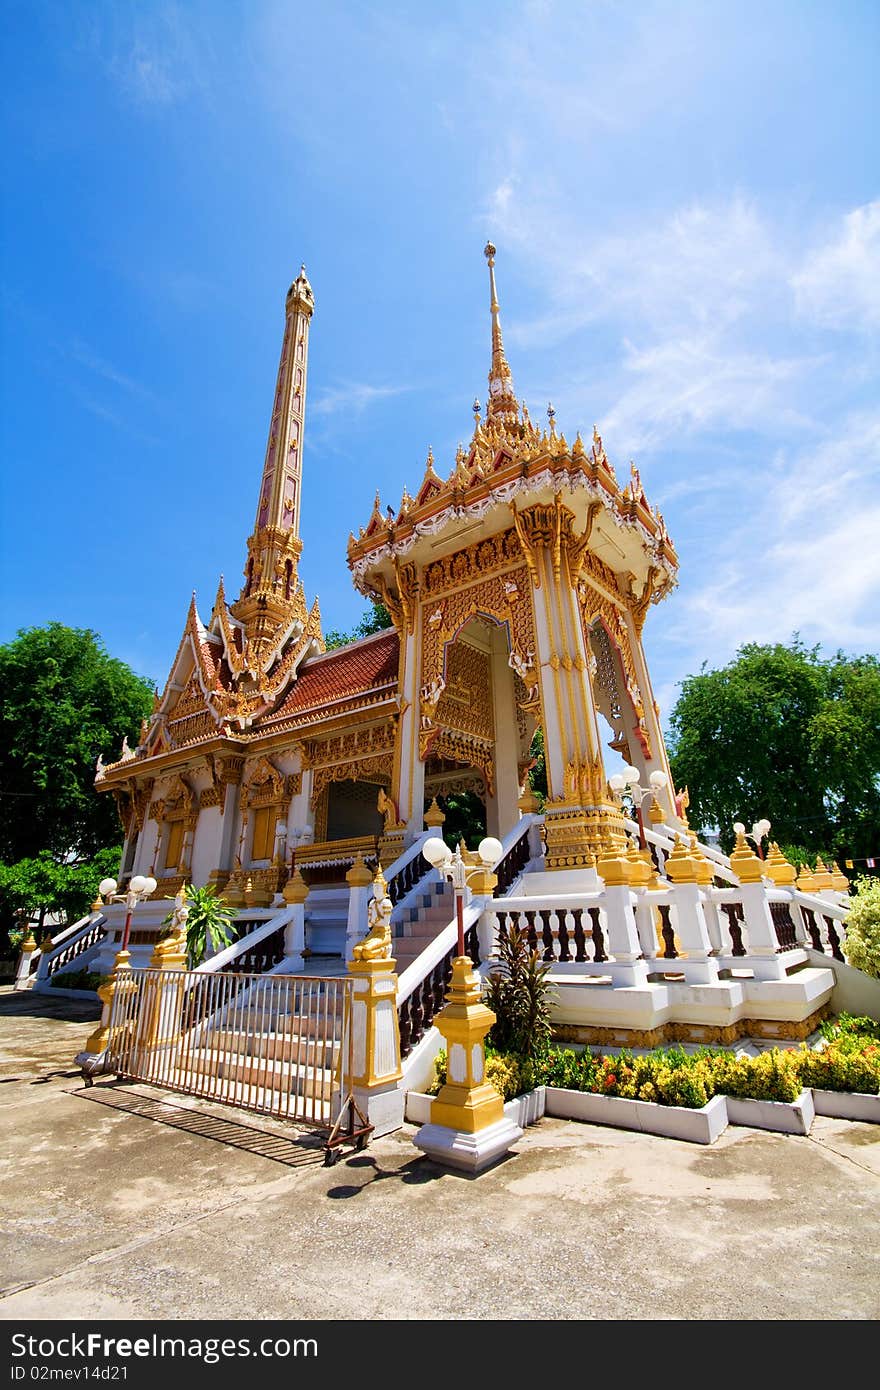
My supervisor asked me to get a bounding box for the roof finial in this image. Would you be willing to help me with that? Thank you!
[483,242,518,424]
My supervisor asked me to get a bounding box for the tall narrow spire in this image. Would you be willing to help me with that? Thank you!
[483,242,518,422]
[253,265,314,541]
[231,266,316,661]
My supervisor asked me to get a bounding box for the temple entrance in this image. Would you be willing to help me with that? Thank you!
[421,615,536,843]
[588,619,650,783]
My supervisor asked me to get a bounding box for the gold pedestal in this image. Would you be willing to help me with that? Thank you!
[542,801,627,870]
[430,956,504,1135]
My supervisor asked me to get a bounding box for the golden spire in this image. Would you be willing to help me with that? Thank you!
[483,242,518,423]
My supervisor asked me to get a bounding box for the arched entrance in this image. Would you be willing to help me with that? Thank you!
[421,615,537,842]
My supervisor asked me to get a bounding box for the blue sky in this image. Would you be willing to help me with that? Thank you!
[2,0,878,730]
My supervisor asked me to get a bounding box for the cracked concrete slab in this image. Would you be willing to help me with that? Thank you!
[2,986,878,1321]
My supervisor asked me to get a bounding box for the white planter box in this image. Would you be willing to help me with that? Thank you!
[405,1086,546,1129]
[504,1086,546,1128]
[725,1088,814,1135]
[811,1089,880,1123]
[545,1086,728,1145]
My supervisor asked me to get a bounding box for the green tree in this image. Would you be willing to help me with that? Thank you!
[0,623,154,863]
[0,845,121,939]
[0,624,154,937]
[324,601,393,651]
[667,638,880,858]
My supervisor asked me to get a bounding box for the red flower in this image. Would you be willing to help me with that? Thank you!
[605,1073,617,1089]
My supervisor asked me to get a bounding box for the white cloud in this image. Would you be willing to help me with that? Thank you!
[602,335,816,456]
[792,201,880,332]
[68,339,153,398]
[309,382,411,419]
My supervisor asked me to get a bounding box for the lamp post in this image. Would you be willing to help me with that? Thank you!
[421,835,504,958]
[98,873,158,965]
[608,766,669,850]
[412,832,523,1173]
[733,818,771,861]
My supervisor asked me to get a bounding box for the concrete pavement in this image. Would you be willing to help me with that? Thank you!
[1,985,878,1321]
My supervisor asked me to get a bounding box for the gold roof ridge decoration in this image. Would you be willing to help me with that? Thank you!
[348,246,678,600]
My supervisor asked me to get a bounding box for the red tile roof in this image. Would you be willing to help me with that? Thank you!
[273,628,399,716]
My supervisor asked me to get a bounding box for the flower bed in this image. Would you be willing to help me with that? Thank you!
[415,1015,880,1144]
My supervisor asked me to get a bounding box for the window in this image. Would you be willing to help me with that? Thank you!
[165,821,184,871]
[251,806,274,861]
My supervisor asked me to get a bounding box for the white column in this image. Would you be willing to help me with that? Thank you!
[738,883,786,981]
[667,881,719,983]
[602,885,649,986]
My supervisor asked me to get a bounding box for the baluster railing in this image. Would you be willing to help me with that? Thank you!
[220,922,286,974]
[587,907,607,963]
[493,825,532,896]
[397,927,480,1059]
[769,901,799,952]
[556,910,571,962]
[823,915,845,962]
[387,850,431,907]
[540,910,555,962]
[721,903,746,957]
[45,918,108,978]
[572,908,588,962]
[658,905,677,959]
[801,906,823,951]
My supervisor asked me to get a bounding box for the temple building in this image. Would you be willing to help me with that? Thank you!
[95,246,685,907]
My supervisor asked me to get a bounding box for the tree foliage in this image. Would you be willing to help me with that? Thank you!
[667,638,880,858]
[324,601,393,651]
[0,846,121,940]
[0,623,154,863]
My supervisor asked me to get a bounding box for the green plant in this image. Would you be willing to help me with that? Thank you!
[484,919,554,1061]
[426,1047,537,1102]
[795,1041,880,1095]
[49,968,108,991]
[163,884,236,967]
[710,1048,802,1103]
[818,1011,880,1044]
[843,876,880,979]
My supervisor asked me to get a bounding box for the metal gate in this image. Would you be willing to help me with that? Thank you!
[106,967,353,1129]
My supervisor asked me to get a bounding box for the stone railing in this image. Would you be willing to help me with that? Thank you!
[33,912,108,987]
[396,905,482,1060]
[382,831,434,911]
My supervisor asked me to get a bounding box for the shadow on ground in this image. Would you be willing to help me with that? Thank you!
[75,1082,329,1168]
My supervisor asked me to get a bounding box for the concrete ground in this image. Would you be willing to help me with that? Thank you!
[1,986,879,1322]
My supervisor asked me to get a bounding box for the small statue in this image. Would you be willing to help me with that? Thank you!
[353,869,393,962]
[377,787,401,833]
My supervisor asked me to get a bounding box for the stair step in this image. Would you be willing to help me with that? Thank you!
[184,1048,336,1099]
[207,1029,340,1064]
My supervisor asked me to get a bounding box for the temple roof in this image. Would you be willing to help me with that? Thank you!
[270,628,399,720]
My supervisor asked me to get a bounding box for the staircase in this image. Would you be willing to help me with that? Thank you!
[302,884,349,959]
[392,880,456,972]
[182,991,345,1114]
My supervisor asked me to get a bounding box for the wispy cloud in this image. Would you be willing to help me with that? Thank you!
[78,2,212,109]
[310,382,411,419]
[792,200,880,333]
[68,339,154,398]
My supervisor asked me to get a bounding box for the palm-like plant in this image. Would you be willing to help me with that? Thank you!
[162,884,237,967]
[484,919,554,1060]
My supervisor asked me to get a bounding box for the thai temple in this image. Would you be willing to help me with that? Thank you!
[94,245,680,895]
[22,246,868,1166]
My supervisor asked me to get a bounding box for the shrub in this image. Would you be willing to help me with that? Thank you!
[819,1012,880,1044]
[843,876,880,979]
[484,919,554,1060]
[709,1049,802,1103]
[795,1041,880,1095]
[426,1047,537,1101]
[49,968,107,991]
